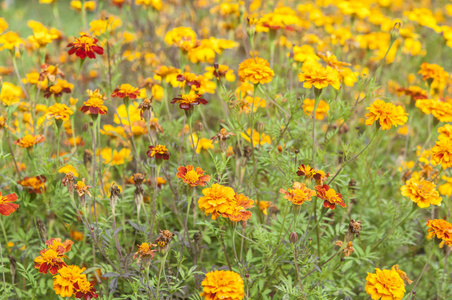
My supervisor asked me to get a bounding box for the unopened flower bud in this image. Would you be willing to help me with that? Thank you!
[257,122,264,133]
[390,22,401,43]
[289,231,298,244]
[36,218,48,241]
[214,62,219,70]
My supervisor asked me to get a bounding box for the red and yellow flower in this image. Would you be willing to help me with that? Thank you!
[14,135,46,148]
[176,165,211,187]
[171,93,208,110]
[0,192,19,216]
[280,182,316,205]
[315,184,345,209]
[34,238,73,275]
[53,265,86,297]
[426,219,452,248]
[147,144,170,160]
[80,89,108,115]
[111,83,140,99]
[67,34,103,59]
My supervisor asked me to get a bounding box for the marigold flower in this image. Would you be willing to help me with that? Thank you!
[190,134,215,153]
[365,268,405,300]
[298,63,340,90]
[74,180,92,197]
[133,242,157,264]
[47,103,73,121]
[147,144,170,160]
[397,86,428,101]
[44,79,74,98]
[67,34,103,59]
[431,138,452,169]
[53,265,86,297]
[18,175,47,193]
[280,182,316,205]
[224,193,254,222]
[34,238,73,275]
[100,148,132,165]
[257,200,277,215]
[198,184,236,220]
[238,57,274,85]
[81,89,108,115]
[418,62,449,85]
[14,134,46,148]
[365,100,408,130]
[111,83,140,99]
[73,277,99,300]
[401,172,442,208]
[438,124,452,140]
[302,99,330,120]
[176,165,211,187]
[164,27,197,46]
[200,270,245,300]
[426,219,452,248]
[439,176,452,196]
[415,99,452,122]
[241,129,271,146]
[0,192,19,216]
[315,184,346,209]
[296,164,316,178]
[0,82,23,106]
[0,31,23,51]
[171,93,208,110]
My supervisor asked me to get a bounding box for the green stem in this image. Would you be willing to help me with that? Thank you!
[156,251,169,298]
[277,203,289,244]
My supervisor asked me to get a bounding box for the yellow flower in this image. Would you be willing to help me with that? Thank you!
[0,18,8,34]
[0,82,23,106]
[418,63,449,86]
[70,1,96,11]
[302,99,329,120]
[291,45,319,63]
[238,57,274,85]
[241,129,271,146]
[365,268,405,300]
[114,102,141,125]
[190,134,215,154]
[53,265,86,297]
[298,61,340,90]
[22,71,48,89]
[46,103,73,121]
[431,138,452,169]
[58,165,79,177]
[280,182,316,205]
[416,99,452,122]
[365,100,408,130]
[39,0,56,3]
[438,124,452,140]
[438,176,452,196]
[14,135,46,148]
[81,89,108,115]
[401,172,442,208]
[164,27,196,46]
[89,16,122,37]
[426,219,452,248]
[100,148,132,166]
[136,0,162,10]
[0,31,23,51]
[200,270,245,300]
[198,184,236,220]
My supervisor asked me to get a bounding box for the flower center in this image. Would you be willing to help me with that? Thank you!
[184,170,200,183]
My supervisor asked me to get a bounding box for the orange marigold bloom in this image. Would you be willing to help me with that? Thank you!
[298,63,341,90]
[438,124,452,140]
[53,265,86,297]
[415,99,452,122]
[46,103,73,121]
[176,165,211,187]
[257,200,277,215]
[401,172,442,208]
[18,175,47,193]
[280,182,316,206]
[397,86,428,101]
[238,57,274,85]
[418,62,449,85]
[365,100,408,130]
[34,238,73,275]
[198,183,236,220]
[80,89,108,115]
[14,134,45,148]
[431,138,452,169]
[67,34,103,59]
[74,180,92,197]
[0,192,19,216]
[302,99,330,120]
[200,270,245,300]
[171,94,208,110]
[365,268,405,300]
[426,219,452,248]
[224,193,254,222]
[147,144,170,160]
[315,184,346,209]
[296,164,316,178]
[111,83,140,99]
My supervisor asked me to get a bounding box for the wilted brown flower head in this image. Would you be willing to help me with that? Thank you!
[349,219,363,237]
[62,172,76,194]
